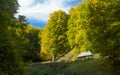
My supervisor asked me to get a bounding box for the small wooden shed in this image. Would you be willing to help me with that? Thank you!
[77,51,93,60]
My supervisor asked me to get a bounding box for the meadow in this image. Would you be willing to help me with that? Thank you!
[24,59,113,75]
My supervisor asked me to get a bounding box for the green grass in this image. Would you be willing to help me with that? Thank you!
[24,62,69,75]
[24,59,113,75]
[64,59,112,75]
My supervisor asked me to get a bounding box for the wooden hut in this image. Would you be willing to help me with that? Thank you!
[77,51,93,60]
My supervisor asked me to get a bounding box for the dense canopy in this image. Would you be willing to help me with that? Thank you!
[0,0,120,74]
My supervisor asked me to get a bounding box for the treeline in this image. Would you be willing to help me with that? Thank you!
[41,0,120,72]
[0,0,120,75]
[0,0,42,75]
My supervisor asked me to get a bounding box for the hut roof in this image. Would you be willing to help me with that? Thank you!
[77,51,93,58]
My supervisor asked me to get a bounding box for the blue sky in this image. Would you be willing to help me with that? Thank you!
[17,0,82,28]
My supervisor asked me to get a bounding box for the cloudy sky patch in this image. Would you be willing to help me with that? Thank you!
[17,0,82,28]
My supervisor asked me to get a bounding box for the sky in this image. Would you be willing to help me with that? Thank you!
[17,0,82,28]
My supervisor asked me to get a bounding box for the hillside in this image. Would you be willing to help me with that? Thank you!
[25,59,113,75]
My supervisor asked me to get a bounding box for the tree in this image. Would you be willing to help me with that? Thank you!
[0,0,25,75]
[14,17,42,62]
[41,10,69,61]
[23,26,42,62]
[67,0,120,72]
[85,0,120,71]
[67,2,92,56]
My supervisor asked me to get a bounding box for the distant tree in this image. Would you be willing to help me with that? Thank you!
[41,10,70,61]
[23,26,42,62]
[18,15,29,24]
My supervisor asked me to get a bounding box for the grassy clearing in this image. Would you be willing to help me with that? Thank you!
[64,59,112,75]
[25,62,69,75]
[24,59,113,75]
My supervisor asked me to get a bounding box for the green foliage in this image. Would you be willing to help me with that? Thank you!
[0,0,18,17]
[41,10,70,60]
[67,2,92,56]
[0,0,119,74]
[85,0,120,69]
[0,0,42,74]
[23,26,42,62]
[0,0,25,75]
[67,0,120,71]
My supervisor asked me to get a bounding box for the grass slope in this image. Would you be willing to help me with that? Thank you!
[25,59,113,75]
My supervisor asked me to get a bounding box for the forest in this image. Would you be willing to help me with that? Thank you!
[0,0,120,75]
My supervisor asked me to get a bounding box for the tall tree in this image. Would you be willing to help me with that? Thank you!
[41,10,69,61]
[67,2,91,56]
[67,1,120,71]
[0,0,24,75]
[85,0,120,71]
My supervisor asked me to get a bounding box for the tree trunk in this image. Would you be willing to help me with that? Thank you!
[52,53,55,62]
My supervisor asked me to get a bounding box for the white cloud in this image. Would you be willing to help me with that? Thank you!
[17,0,73,22]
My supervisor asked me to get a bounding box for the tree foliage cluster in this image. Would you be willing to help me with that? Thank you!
[67,0,120,70]
[0,0,42,74]
[41,0,120,71]
[0,0,120,74]
[40,10,70,61]
[86,0,120,70]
